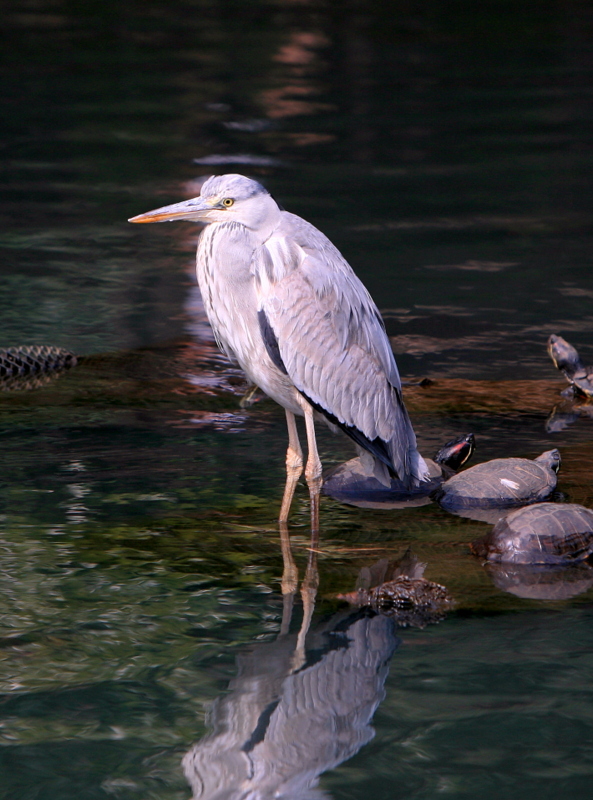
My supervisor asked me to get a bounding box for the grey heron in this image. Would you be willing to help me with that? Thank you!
[129,174,428,532]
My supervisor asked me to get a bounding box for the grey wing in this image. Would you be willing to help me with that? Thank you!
[255,212,427,485]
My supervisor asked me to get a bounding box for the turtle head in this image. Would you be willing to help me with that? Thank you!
[547,335,584,375]
[535,448,561,474]
[434,433,475,471]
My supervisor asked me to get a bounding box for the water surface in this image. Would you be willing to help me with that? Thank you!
[2,2,593,798]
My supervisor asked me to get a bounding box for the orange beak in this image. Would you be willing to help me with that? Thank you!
[128,197,214,224]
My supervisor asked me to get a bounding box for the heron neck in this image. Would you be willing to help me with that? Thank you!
[241,195,283,243]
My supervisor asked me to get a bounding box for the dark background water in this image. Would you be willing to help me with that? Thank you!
[2,2,593,799]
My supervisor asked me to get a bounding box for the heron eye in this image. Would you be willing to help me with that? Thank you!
[222,198,234,207]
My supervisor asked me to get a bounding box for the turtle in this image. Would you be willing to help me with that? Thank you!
[547,334,593,399]
[0,345,77,392]
[337,576,454,626]
[322,433,475,509]
[470,502,593,565]
[337,551,455,627]
[432,448,561,512]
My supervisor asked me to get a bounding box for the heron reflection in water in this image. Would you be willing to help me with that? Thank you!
[130,174,428,533]
[179,536,457,800]
[183,606,399,800]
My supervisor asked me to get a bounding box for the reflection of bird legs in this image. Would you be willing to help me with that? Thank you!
[279,523,319,669]
[292,534,319,672]
[279,518,319,670]
[279,521,298,636]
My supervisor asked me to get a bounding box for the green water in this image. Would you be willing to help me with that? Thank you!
[2,1,593,798]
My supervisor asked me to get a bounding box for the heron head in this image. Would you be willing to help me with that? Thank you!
[128,174,281,234]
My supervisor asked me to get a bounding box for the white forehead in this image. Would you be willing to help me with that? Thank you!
[200,173,269,201]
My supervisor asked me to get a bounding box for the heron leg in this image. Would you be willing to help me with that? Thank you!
[279,409,303,524]
[239,382,260,408]
[298,398,323,535]
[278,410,302,634]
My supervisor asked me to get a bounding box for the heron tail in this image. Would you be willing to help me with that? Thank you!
[410,449,430,487]
[386,404,430,489]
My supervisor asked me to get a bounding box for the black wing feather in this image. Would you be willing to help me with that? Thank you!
[258,309,288,374]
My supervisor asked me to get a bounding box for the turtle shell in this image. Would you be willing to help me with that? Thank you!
[322,455,443,508]
[0,345,77,392]
[471,503,593,565]
[434,454,558,510]
[323,433,475,509]
[337,576,454,627]
[569,367,593,398]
